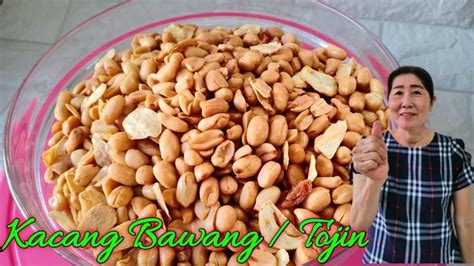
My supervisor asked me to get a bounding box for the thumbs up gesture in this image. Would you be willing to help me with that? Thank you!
[371,120,383,139]
[352,121,389,185]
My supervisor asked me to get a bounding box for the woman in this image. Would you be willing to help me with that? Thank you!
[350,66,473,263]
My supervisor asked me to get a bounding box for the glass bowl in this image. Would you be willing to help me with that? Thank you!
[3,0,398,264]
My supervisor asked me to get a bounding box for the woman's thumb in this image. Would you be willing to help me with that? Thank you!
[371,120,383,138]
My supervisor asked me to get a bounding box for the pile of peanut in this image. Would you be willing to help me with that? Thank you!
[43,23,389,265]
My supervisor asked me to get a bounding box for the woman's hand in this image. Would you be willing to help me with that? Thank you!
[350,121,388,230]
[352,121,389,186]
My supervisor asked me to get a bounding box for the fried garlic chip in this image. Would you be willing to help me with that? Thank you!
[250,41,282,55]
[77,204,117,234]
[308,154,318,182]
[259,201,304,250]
[84,83,106,108]
[49,210,76,231]
[299,66,337,97]
[42,136,67,167]
[164,23,197,42]
[314,120,347,159]
[310,98,333,117]
[123,107,162,140]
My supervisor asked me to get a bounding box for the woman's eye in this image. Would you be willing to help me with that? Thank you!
[413,91,422,95]
[394,91,403,96]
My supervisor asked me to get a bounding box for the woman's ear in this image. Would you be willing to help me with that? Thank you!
[430,96,437,111]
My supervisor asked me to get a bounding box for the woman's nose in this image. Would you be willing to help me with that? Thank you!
[401,94,414,108]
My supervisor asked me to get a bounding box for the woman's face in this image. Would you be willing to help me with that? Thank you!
[388,73,434,131]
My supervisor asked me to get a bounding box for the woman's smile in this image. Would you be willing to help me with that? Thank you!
[399,111,416,118]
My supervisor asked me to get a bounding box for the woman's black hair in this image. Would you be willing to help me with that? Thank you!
[387,66,434,101]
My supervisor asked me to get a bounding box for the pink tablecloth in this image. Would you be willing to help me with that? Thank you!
[0,171,67,266]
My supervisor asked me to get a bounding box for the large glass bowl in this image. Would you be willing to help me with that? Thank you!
[3,1,398,264]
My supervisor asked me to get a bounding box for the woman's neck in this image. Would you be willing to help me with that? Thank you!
[391,126,434,148]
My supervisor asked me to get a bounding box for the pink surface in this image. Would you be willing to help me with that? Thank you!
[0,171,67,266]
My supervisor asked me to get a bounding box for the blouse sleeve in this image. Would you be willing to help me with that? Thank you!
[452,138,474,191]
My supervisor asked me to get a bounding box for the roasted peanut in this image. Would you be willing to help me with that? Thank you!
[238,50,262,72]
[268,115,288,147]
[135,165,154,185]
[153,161,178,188]
[357,67,371,90]
[325,58,341,75]
[226,124,243,141]
[288,144,305,164]
[107,186,134,208]
[334,146,351,166]
[44,23,382,265]
[189,129,225,150]
[246,116,269,147]
[239,181,258,211]
[194,162,214,182]
[138,247,158,266]
[48,193,68,211]
[334,203,351,226]
[342,131,362,150]
[314,176,342,189]
[108,132,134,151]
[233,155,262,179]
[365,92,384,112]
[205,69,228,92]
[307,115,330,138]
[286,164,306,187]
[216,205,237,232]
[74,164,99,186]
[294,242,320,265]
[65,127,85,154]
[158,113,189,133]
[254,186,281,211]
[332,184,352,204]
[337,76,357,96]
[255,143,278,163]
[184,149,204,166]
[348,91,365,112]
[176,172,198,208]
[200,98,229,117]
[199,177,219,207]
[108,163,138,186]
[159,129,180,162]
[257,161,281,188]
[303,187,331,213]
[156,52,184,82]
[316,154,333,177]
[211,140,235,168]
[101,95,125,124]
[125,149,150,169]
[197,113,230,131]
[326,44,347,60]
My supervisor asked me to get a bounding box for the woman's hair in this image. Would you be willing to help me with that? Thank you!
[387,66,434,101]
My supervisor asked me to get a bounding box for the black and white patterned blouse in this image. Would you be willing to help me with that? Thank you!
[361,132,473,263]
